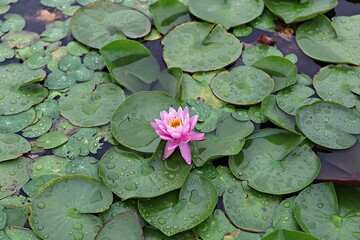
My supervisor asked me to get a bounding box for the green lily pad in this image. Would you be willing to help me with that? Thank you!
[185,99,211,122]
[0,64,47,116]
[223,181,281,232]
[99,142,192,200]
[249,9,277,32]
[252,56,297,92]
[0,157,30,199]
[95,211,143,240]
[35,132,68,149]
[180,73,227,109]
[162,22,242,72]
[0,108,35,133]
[29,175,113,240]
[99,200,138,223]
[100,39,160,93]
[2,31,40,48]
[261,95,299,134]
[0,44,14,62]
[40,21,68,42]
[261,229,319,240]
[0,196,29,228]
[22,116,52,138]
[150,0,191,34]
[26,51,53,70]
[4,226,40,240]
[1,14,25,33]
[208,166,240,197]
[296,14,360,65]
[111,91,180,153]
[58,81,125,127]
[276,84,319,116]
[58,54,81,72]
[211,66,274,105]
[196,116,253,166]
[229,128,313,195]
[188,0,264,29]
[35,99,59,119]
[27,155,70,178]
[272,196,301,231]
[83,50,105,70]
[264,0,337,24]
[248,104,267,124]
[65,156,99,180]
[313,65,360,108]
[22,175,58,198]
[143,226,197,240]
[294,183,360,240]
[151,67,183,97]
[0,205,6,230]
[44,70,77,90]
[233,25,253,37]
[41,0,75,8]
[0,133,31,162]
[195,209,236,240]
[71,2,151,49]
[138,173,217,236]
[242,44,283,67]
[296,101,360,149]
[66,41,89,56]
[223,229,262,240]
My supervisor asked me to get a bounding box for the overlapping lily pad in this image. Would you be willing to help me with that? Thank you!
[100,39,160,93]
[296,101,360,149]
[138,173,217,236]
[261,229,319,240]
[111,91,180,153]
[0,64,47,116]
[242,44,283,66]
[188,0,264,29]
[294,183,360,240]
[71,2,151,49]
[0,108,35,133]
[58,81,125,127]
[211,66,274,105]
[162,22,242,72]
[296,14,360,65]
[229,128,317,195]
[99,142,192,200]
[29,175,113,240]
[0,157,30,199]
[264,0,338,24]
[0,133,31,162]
[313,65,360,108]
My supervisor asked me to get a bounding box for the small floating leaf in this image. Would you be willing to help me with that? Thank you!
[0,133,31,162]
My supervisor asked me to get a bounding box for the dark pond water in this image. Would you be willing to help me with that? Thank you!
[1,0,360,186]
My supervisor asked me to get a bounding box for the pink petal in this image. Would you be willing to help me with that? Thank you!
[170,132,182,139]
[150,121,159,130]
[179,142,192,164]
[189,115,198,131]
[163,140,180,160]
[157,131,173,141]
[188,132,205,141]
[183,106,190,115]
[182,124,190,135]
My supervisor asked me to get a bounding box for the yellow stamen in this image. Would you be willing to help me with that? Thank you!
[169,117,182,128]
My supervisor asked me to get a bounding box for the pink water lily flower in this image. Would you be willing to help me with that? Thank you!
[151,106,205,164]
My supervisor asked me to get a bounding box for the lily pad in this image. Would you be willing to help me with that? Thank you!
[188,0,264,29]
[83,50,105,70]
[195,116,254,166]
[252,56,297,92]
[21,116,52,138]
[0,44,14,62]
[276,84,319,116]
[211,66,274,105]
[150,0,191,34]
[1,31,40,48]
[296,101,360,149]
[272,196,301,231]
[229,128,313,195]
[4,226,40,240]
[261,229,319,240]
[65,156,99,180]
[195,209,236,240]
[29,175,113,240]
[99,142,192,200]
[0,133,31,162]
[313,65,360,108]
[162,22,242,72]
[0,108,36,133]
[1,14,25,33]
[0,157,30,199]
[35,132,68,149]
[99,200,138,223]
[143,226,196,239]
[261,95,299,134]
[22,175,58,198]
[58,81,125,127]
[0,64,47,116]
[0,205,6,230]
[294,183,360,240]
[223,181,281,232]
[264,0,338,24]
[71,2,151,49]
[27,155,70,178]
[26,51,53,70]
[296,14,360,65]
[138,173,217,236]
[249,9,277,32]
[151,67,183,97]
[100,39,160,93]
[242,44,283,67]
[111,91,180,153]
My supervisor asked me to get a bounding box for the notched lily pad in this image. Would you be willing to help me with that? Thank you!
[211,66,274,105]
[0,133,31,162]
[296,14,360,65]
[1,31,39,48]
[35,132,68,149]
[188,0,264,29]
[0,108,36,133]
[296,101,360,149]
[71,2,151,49]
[162,22,242,72]
[58,81,125,127]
